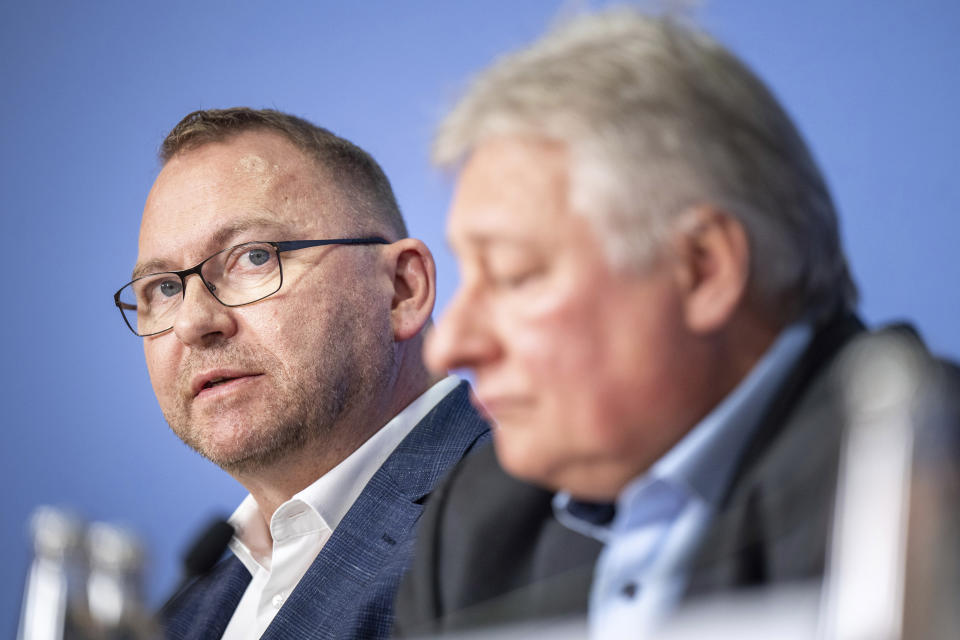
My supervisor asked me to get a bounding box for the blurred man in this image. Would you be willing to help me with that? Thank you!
[399,10,958,637]
[113,108,489,639]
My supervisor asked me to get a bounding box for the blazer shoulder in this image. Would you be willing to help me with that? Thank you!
[382,380,491,502]
[393,441,602,637]
[688,318,954,593]
[264,382,490,639]
[161,554,251,640]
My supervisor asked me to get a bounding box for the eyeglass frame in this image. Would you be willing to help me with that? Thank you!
[114,237,389,337]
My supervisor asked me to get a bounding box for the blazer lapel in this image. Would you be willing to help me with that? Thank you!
[163,555,251,640]
[262,381,489,639]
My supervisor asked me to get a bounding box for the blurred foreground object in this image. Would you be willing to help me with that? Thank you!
[17,507,157,640]
[821,330,960,639]
[17,507,84,640]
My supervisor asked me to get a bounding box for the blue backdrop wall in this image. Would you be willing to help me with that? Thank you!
[1,0,958,632]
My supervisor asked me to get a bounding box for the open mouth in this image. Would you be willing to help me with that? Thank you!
[193,372,262,397]
[203,377,235,390]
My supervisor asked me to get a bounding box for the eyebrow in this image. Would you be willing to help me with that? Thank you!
[131,214,289,280]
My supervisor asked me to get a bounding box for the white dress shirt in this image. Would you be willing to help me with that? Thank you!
[221,375,461,640]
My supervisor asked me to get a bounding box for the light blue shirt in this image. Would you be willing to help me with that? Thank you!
[555,323,813,638]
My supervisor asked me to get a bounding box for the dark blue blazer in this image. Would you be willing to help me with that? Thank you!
[162,381,490,639]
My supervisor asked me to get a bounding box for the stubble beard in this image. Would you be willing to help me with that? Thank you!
[162,302,396,476]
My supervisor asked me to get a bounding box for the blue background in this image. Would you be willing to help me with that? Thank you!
[1,0,957,632]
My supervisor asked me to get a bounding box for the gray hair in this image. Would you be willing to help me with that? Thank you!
[434,9,857,324]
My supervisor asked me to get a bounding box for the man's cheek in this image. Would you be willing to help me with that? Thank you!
[143,351,164,393]
[144,347,177,402]
[522,320,599,376]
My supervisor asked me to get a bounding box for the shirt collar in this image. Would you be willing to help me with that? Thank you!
[557,322,812,537]
[299,374,460,531]
[652,322,813,505]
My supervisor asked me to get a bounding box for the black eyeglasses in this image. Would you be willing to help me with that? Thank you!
[114,237,388,337]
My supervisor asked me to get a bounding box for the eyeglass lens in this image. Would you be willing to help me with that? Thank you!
[117,242,282,336]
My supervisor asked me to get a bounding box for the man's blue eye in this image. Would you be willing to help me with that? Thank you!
[158,280,182,298]
[247,249,271,266]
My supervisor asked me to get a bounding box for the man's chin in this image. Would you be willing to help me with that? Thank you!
[192,437,294,475]
[170,419,305,475]
[492,432,559,489]
[492,433,626,500]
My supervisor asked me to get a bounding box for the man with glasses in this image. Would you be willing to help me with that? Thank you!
[114,108,488,639]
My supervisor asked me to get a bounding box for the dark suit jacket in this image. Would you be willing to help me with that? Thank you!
[393,315,958,634]
[392,444,604,637]
[685,317,959,594]
[161,381,489,640]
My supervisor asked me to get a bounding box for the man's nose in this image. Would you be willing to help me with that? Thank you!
[172,275,238,347]
[425,287,500,375]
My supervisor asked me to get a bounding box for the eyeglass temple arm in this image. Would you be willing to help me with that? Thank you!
[276,237,389,252]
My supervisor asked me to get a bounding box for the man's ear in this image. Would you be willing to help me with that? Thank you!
[385,238,437,341]
[670,206,750,334]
